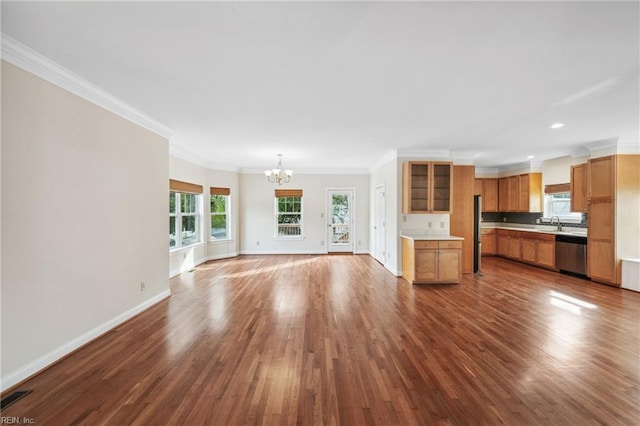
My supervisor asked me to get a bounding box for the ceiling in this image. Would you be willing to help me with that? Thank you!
[2,1,638,172]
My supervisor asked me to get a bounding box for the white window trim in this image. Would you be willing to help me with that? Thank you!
[169,191,203,250]
[210,194,231,242]
[274,196,304,240]
[542,192,583,224]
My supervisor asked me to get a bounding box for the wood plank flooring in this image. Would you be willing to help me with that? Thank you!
[2,255,639,425]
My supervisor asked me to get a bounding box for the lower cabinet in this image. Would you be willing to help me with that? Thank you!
[402,238,462,284]
[495,229,556,270]
[497,230,509,257]
[481,229,496,255]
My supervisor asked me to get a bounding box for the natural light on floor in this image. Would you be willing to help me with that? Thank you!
[549,290,598,315]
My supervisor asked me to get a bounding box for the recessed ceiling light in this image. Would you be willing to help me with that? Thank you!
[550,123,565,129]
[527,155,535,159]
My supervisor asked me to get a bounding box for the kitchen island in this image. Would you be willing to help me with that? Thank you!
[401,234,464,284]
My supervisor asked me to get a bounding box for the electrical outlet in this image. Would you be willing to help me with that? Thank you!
[440,222,445,228]
[140,282,146,292]
[320,240,324,246]
[320,212,324,218]
[256,241,260,246]
[358,240,361,246]
[536,218,540,224]
[428,222,432,228]
[402,216,407,222]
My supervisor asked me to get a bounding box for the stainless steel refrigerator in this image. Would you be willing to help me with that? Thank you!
[473,195,482,273]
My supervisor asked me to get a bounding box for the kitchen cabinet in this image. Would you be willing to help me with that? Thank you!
[586,155,640,286]
[571,163,587,212]
[520,232,555,269]
[402,162,452,214]
[481,228,496,255]
[402,238,462,284]
[498,177,509,212]
[508,231,522,259]
[497,173,542,212]
[495,229,556,270]
[474,178,498,212]
[508,176,519,212]
[496,229,509,257]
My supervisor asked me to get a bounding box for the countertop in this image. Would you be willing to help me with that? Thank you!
[401,234,464,241]
[480,223,587,237]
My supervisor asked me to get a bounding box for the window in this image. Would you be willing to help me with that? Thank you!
[210,187,230,240]
[169,179,203,249]
[275,189,303,238]
[544,192,582,222]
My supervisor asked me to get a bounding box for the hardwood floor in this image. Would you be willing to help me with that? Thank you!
[2,255,639,425]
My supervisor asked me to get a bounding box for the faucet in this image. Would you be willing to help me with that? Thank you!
[551,216,563,231]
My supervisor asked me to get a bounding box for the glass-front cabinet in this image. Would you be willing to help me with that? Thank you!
[402,161,452,214]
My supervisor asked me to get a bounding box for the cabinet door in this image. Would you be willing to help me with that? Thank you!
[431,163,452,213]
[571,164,587,212]
[588,240,615,283]
[537,240,555,269]
[518,174,529,212]
[521,238,537,263]
[588,156,614,199]
[497,233,509,257]
[403,162,430,213]
[498,177,509,212]
[415,249,437,281]
[481,231,496,255]
[587,199,615,283]
[483,179,498,212]
[508,176,519,212]
[474,179,483,196]
[438,249,461,283]
[508,235,521,259]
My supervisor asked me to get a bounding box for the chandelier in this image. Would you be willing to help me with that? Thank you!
[264,154,293,185]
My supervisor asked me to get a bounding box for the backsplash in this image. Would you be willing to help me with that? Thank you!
[482,212,587,228]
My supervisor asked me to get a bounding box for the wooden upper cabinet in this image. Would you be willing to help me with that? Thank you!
[497,173,542,213]
[570,163,587,212]
[508,176,519,212]
[498,177,509,212]
[519,173,543,212]
[474,178,498,212]
[588,156,614,199]
[402,162,452,214]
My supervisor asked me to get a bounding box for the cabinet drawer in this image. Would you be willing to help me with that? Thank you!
[439,240,462,249]
[414,241,438,249]
[481,228,495,235]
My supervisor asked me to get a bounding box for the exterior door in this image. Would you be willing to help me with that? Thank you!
[373,185,386,263]
[327,189,354,253]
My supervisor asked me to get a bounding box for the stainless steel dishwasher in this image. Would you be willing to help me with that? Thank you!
[555,234,587,276]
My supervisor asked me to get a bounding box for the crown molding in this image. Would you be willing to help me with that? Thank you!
[239,167,369,175]
[1,34,173,139]
[396,148,450,159]
[369,150,398,172]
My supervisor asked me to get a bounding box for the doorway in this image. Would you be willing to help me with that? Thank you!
[327,189,354,253]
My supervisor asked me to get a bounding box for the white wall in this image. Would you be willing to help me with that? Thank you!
[370,158,399,274]
[541,155,590,187]
[239,173,369,254]
[169,156,240,277]
[1,61,169,390]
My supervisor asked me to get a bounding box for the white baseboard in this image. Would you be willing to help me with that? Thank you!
[207,252,239,262]
[0,290,171,392]
[240,249,327,255]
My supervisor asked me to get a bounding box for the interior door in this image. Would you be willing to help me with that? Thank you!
[327,189,354,253]
[373,185,386,263]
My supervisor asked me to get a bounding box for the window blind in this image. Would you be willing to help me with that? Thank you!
[544,183,571,194]
[210,187,231,196]
[275,189,303,198]
[169,179,203,194]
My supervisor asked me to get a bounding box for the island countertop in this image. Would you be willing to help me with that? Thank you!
[401,234,464,241]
